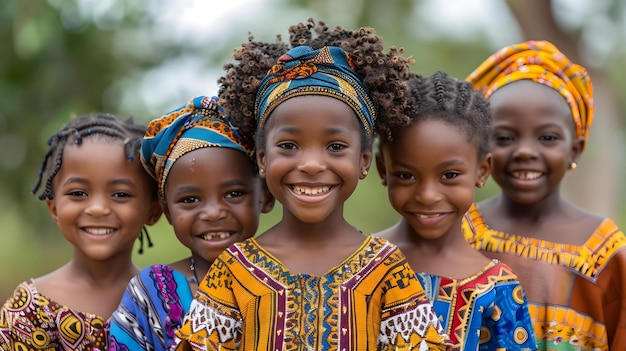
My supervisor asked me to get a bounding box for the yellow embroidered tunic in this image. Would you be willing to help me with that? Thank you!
[175,236,450,350]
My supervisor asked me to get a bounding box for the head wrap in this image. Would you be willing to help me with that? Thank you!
[141,96,254,199]
[255,45,376,138]
[466,40,594,150]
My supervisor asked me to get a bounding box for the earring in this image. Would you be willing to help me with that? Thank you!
[381,179,387,186]
[360,170,368,178]
[476,181,485,188]
[569,162,577,170]
[259,168,265,176]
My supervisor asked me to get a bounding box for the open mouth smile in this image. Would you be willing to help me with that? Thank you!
[200,232,232,241]
[290,185,332,196]
[82,227,116,236]
[511,171,543,180]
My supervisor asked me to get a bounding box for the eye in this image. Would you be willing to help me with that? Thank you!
[493,134,514,144]
[225,190,244,199]
[397,173,415,181]
[68,190,87,197]
[441,171,460,180]
[328,143,346,151]
[112,192,132,198]
[278,142,297,150]
[179,196,199,204]
[539,134,558,142]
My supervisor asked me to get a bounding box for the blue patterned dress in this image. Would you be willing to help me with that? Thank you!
[417,259,537,350]
[109,265,194,351]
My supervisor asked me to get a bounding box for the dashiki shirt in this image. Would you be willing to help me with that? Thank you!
[109,264,194,351]
[463,203,626,351]
[0,279,108,350]
[417,260,537,351]
[175,235,451,351]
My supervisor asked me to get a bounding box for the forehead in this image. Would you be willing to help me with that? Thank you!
[387,119,478,158]
[488,80,574,128]
[266,95,361,131]
[167,147,254,183]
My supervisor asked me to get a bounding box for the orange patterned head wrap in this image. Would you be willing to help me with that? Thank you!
[466,40,594,150]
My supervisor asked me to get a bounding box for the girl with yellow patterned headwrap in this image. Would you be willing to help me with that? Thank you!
[109,96,274,351]
[464,40,626,351]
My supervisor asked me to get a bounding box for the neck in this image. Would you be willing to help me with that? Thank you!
[495,190,568,222]
[396,218,468,254]
[271,207,361,245]
[68,249,138,286]
[189,254,213,284]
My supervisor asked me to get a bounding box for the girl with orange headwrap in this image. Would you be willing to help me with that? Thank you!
[464,40,626,351]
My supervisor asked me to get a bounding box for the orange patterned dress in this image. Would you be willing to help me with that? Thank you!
[463,203,626,351]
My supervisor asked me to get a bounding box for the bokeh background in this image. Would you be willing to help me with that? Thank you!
[1,0,625,302]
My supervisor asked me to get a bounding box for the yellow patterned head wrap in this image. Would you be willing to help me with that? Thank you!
[466,40,594,150]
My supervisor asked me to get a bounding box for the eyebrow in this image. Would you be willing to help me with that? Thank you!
[276,126,350,135]
[171,179,250,197]
[62,177,137,188]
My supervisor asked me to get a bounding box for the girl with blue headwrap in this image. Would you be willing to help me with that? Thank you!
[109,96,274,351]
[174,19,450,351]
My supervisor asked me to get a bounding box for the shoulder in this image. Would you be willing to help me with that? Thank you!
[2,280,38,313]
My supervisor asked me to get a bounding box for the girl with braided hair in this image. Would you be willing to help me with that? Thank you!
[375,71,536,351]
[109,96,274,351]
[464,40,626,351]
[0,113,162,350]
[175,19,450,351]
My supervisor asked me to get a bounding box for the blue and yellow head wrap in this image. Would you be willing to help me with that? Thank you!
[255,45,376,138]
[141,96,254,199]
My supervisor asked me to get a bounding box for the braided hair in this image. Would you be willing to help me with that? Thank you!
[32,113,158,252]
[377,71,492,159]
[217,18,414,149]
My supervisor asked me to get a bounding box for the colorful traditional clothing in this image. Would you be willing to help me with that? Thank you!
[417,260,536,350]
[0,279,108,350]
[464,204,626,350]
[109,265,194,351]
[141,95,254,199]
[466,40,593,150]
[175,236,450,351]
[256,45,376,138]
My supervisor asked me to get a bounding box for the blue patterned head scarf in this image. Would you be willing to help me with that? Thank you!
[141,96,254,199]
[255,45,376,138]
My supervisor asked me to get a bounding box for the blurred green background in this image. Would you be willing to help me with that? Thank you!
[2,0,625,302]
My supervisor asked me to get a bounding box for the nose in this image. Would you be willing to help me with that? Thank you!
[84,195,112,217]
[199,200,228,221]
[414,180,442,206]
[297,149,327,175]
[512,138,539,160]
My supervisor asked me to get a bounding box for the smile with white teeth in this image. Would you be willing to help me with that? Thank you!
[291,185,331,195]
[417,213,442,219]
[201,232,231,241]
[83,227,115,235]
[511,171,542,180]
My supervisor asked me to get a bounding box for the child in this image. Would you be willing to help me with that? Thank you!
[374,71,537,351]
[0,113,162,350]
[108,96,274,351]
[174,20,450,350]
[465,40,626,350]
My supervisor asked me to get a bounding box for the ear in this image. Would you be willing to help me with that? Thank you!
[359,148,372,180]
[145,199,164,226]
[476,152,492,187]
[571,136,585,164]
[260,185,276,214]
[159,199,172,225]
[375,149,388,186]
[256,149,267,180]
[45,199,59,224]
